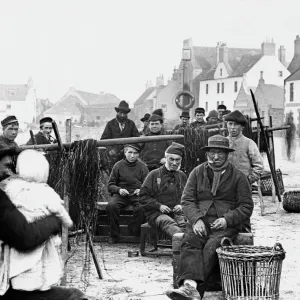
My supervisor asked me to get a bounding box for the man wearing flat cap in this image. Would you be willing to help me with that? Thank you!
[166,135,253,300]
[190,108,206,129]
[140,108,172,171]
[139,142,187,239]
[139,113,150,136]
[101,100,139,164]
[173,111,190,131]
[225,110,263,185]
[0,116,20,151]
[217,104,227,122]
[106,144,149,244]
[26,117,57,145]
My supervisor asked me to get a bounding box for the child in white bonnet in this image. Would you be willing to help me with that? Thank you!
[0,149,73,292]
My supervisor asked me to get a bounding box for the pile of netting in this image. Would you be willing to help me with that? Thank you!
[47,139,106,231]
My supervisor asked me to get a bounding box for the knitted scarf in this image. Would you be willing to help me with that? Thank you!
[207,161,229,196]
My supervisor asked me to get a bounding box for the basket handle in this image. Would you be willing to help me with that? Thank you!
[220,237,234,247]
[272,242,284,252]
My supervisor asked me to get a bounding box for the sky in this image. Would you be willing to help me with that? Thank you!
[0,0,299,105]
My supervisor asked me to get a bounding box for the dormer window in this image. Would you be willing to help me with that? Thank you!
[220,68,223,76]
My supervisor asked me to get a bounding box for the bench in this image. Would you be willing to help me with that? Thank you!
[94,201,139,243]
[172,232,254,291]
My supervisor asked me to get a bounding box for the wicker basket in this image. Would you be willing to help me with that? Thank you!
[282,190,300,213]
[216,237,285,300]
[260,169,284,196]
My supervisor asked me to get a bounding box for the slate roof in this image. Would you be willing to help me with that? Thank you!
[288,54,300,75]
[285,66,300,82]
[0,84,29,101]
[76,90,119,106]
[134,87,156,106]
[44,95,83,115]
[254,83,284,109]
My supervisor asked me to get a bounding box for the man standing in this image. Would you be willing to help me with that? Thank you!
[0,116,19,150]
[225,110,264,184]
[26,117,57,145]
[217,104,227,122]
[0,149,87,300]
[101,100,139,162]
[206,110,219,125]
[139,113,150,136]
[190,108,206,129]
[173,111,190,131]
[139,142,187,238]
[106,144,149,244]
[166,135,253,300]
[140,109,172,171]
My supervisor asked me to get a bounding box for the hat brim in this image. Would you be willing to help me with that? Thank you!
[124,144,140,152]
[201,146,235,152]
[115,107,131,113]
[180,116,190,119]
[140,118,149,122]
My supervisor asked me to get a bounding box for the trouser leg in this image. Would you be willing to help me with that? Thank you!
[128,195,146,236]
[154,214,183,238]
[173,213,186,232]
[106,195,128,237]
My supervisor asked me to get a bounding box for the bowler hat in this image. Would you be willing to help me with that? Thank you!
[165,142,185,157]
[115,101,131,113]
[40,117,53,125]
[1,116,18,127]
[217,104,227,110]
[195,107,205,115]
[206,110,218,121]
[124,144,141,152]
[140,113,150,122]
[180,111,190,119]
[201,135,234,152]
[224,110,247,125]
[149,114,163,122]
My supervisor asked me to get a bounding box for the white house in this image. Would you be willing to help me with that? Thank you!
[0,77,36,128]
[284,68,300,135]
[199,40,290,113]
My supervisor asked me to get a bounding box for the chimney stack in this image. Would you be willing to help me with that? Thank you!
[261,38,276,56]
[294,35,300,55]
[145,80,153,90]
[278,45,286,65]
[219,43,229,63]
[156,74,164,86]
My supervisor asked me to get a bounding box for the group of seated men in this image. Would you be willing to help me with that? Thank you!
[105,108,263,300]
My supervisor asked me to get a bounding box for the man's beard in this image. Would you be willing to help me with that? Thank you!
[116,115,128,123]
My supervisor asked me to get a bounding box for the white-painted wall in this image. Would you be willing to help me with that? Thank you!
[284,80,300,130]
[246,56,290,87]
[199,76,243,113]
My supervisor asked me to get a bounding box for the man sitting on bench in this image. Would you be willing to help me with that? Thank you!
[166,135,254,300]
[139,142,187,238]
[106,144,149,244]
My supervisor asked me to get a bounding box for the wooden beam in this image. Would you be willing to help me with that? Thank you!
[19,135,183,151]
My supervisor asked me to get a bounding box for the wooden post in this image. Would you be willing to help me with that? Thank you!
[269,116,276,203]
[60,119,72,286]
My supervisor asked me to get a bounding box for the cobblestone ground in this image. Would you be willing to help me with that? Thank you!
[64,137,300,300]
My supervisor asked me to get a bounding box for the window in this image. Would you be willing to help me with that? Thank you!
[221,101,224,105]
[220,68,223,76]
[234,81,238,92]
[290,83,294,102]
[8,89,15,96]
[96,116,100,120]
[206,84,209,94]
[278,71,283,77]
[6,104,11,109]
[205,102,208,111]
[59,121,62,125]
[221,82,224,93]
[217,83,220,93]
[217,101,220,107]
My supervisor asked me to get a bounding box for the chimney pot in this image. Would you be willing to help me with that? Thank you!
[261,40,276,56]
[294,35,300,55]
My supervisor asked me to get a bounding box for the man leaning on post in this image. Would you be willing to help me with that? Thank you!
[166,135,254,300]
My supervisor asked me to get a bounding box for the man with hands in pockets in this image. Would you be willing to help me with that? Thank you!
[166,135,253,300]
